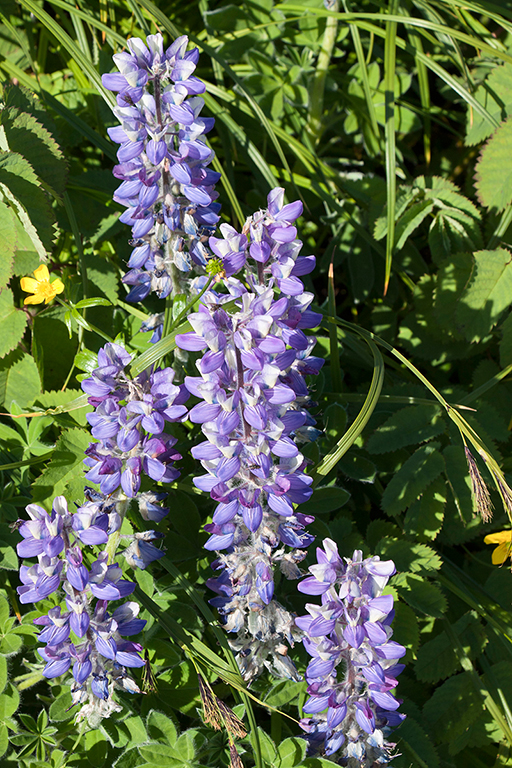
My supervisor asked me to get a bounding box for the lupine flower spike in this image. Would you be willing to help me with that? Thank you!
[176,188,324,680]
[102,33,220,302]
[296,539,405,766]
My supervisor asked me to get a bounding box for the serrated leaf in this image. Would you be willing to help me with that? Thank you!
[376,537,442,573]
[34,389,91,426]
[1,108,67,196]
[30,428,90,509]
[443,445,473,523]
[466,63,512,146]
[423,671,483,742]
[392,572,447,617]
[404,476,446,541]
[394,716,440,768]
[455,249,512,342]
[500,312,512,367]
[0,200,17,291]
[381,444,444,517]
[366,405,445,454]
[2,352,41,409]
[415,612,487,684]
[0,288,27,359]
[433,252,474,328]
[475,118,512,211]
[337,452,376,483]
[392,601,420,656]
[0,151,55,253]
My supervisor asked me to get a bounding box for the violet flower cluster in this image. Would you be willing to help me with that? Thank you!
[81,342,188,497]
[296,539,405,766]
[15,493,163,724]
[175,189,324,681]
[102,33,220,302]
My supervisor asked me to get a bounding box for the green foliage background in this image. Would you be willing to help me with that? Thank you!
[2,0,512,766]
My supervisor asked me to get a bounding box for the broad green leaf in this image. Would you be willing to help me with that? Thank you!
[30,427,90,508]
[381,443,444,517]
[146,710,178,747]
[0,151,55,253]
[84,728,109,765]
[0,657,6,695]
[138,743,180,764]
[0,724,7,758]
[415,611,487,684]
[277,736,307,768]
[0,200,17,291]
[32,306,78,391]
[376,537,442,574]
[392,601,420,657]
[113,746,145,768]
[0,107,68,196]
[34,389,91,426]
[2,352,41,409]
[0,682,19,718]
[422,672,483,742]
[48,691,74,722]
[466,63,512,146]
[300,486,350,514]
[85,252,119,303]
[337,452,376,483]
[0,634,22,656]
[252,727,277,766]
[366,405,445,453]
[455,249,512,342]
[433,252,473,329]
[264,679,305,708]
[394,716,440,768]
[392,572,447,617]
[500,312,512,367]
[404,475,446,541]
[0,288,27,359]
[475,118,512,211]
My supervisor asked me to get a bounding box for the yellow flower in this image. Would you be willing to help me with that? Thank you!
[484,530,512,564]
[20,265,65,305]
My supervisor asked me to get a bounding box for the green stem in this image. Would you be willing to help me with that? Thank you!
[307,0,340,142]
[0,451,53,471]
[63,192,88,346]
[169,277,214,333]
[55,297,114,343]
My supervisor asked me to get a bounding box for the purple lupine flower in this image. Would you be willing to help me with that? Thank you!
[296,539,405,766]
[81,342,187,498]
[102,33,221,300]
[16,492,153,724]
[175,189,324,681]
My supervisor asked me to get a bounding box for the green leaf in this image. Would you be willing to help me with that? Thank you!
[146,710,178,747]
[300,486,350,514]
[30,427,90,508]
[392,572,447,617]
[422,671,483,742]
[415,611,487,684]
[0,633,22,656]
[376,537,442,574]
[443,445,473,524]
[394,716,440,768]
[0,288,27,359]
[252,727,277,766]
[475,118,512,211]
[433,252,474,329]
[264,679,305,708]
[392,601,420,657]
[381,443,444,517]
[366,405,445,454]
[0,200,17,291]
[32,307,78,391]
[404,476,446,541]
[0,657,7,695]
[48,690,74,722]
[500,312,512,367]
[277,737,307,768]
[1,352,41,409]
[466,63,512,146]
[455,248,512,342]
[0,682,20,719]
[0,151,55,254]
[85,253,118,303]
[34,389,91,427]
[1,107,68,196]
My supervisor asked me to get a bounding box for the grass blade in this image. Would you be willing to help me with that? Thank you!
[383,0,398,295]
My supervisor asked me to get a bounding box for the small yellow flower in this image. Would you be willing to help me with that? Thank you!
[484,530,512,564]
[20,265,65,305]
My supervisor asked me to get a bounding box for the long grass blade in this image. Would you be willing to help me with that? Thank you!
[383,0,398,295]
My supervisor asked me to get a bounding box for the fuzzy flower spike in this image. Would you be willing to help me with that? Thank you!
[296,539,405,766]
[175,188,324,681]
[102,33,220,302]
